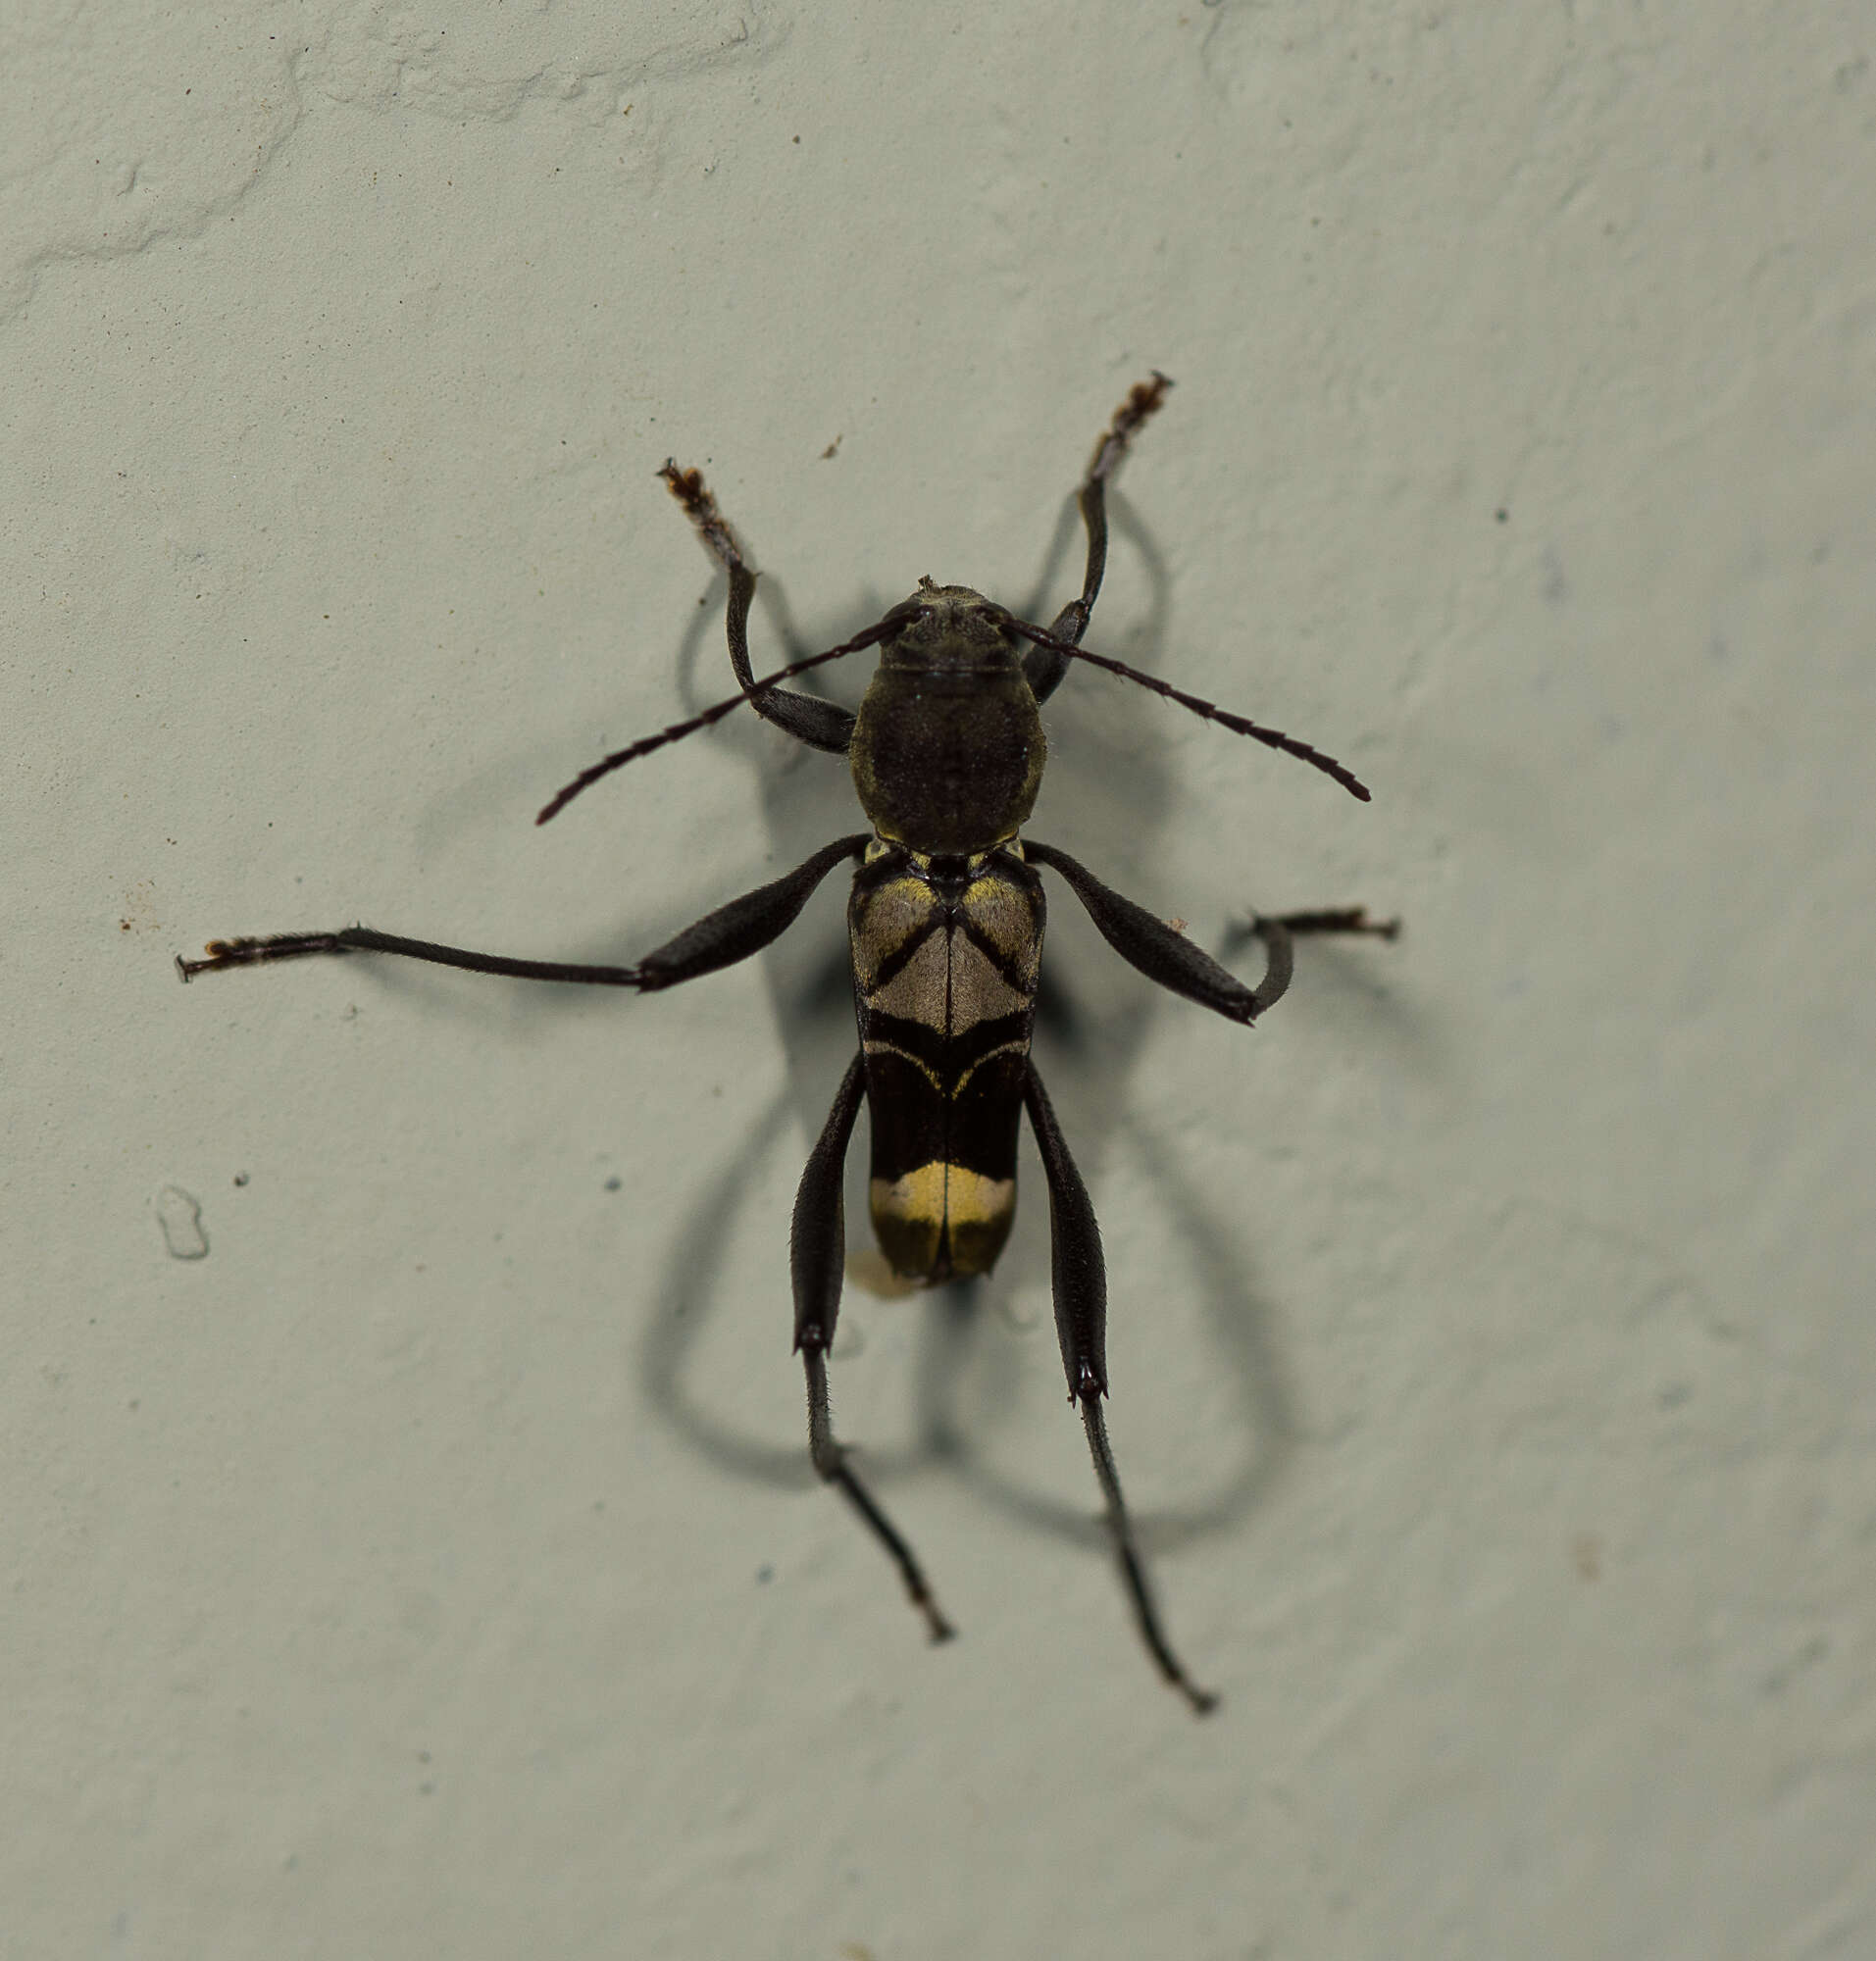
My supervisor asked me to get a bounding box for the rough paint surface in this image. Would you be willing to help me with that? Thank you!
[4,1,1872,1955]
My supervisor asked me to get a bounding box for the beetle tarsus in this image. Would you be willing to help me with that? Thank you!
[1273,906,1401,940]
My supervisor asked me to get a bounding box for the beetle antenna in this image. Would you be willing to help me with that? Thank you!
[996,614,1372,802]
[536,614,905,825]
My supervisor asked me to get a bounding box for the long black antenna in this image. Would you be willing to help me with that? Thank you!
[535,614,906,825]
[995,612,1371,802]
[539,597,1371,824]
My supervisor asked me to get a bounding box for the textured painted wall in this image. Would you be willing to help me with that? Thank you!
[4,3,1871,1956]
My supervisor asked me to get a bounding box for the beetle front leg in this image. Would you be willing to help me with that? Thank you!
[1026,372,1174,704]
[792,1052,954,1644]
[1023,1060,1218,1717]
[659,461,857,756]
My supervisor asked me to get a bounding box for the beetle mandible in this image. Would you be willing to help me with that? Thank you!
[178,376,1395,1714]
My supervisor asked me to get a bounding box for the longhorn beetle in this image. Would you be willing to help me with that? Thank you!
[178,376,1394,1714]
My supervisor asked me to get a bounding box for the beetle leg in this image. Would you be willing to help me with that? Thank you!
[1024,839,1295,1026]
[1268,906,1401,939]
[792,1052,954,1644]
[177,834,868,987]
[1027,372,1173,703]
[1212,905,1402,979]
[1023,1060,1218,1717]
[659,461,857,755]
[176,927,650,987]
[630,834,869,988]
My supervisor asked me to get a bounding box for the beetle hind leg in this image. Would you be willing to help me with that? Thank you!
[1023,1061,1218,1716]
[1079,1395,1219,1717]
[791,1054,955,1644]
[801,1347,954,1644]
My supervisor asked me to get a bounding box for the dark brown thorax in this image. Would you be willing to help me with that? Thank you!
[849,582,1046,855]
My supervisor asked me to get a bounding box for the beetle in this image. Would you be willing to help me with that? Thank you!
[178,376,1394,1713]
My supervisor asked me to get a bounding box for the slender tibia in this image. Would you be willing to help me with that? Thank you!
[1081,1394,1219,1718]
[801,1346,955,1644]
[1025,1060,1216,1715]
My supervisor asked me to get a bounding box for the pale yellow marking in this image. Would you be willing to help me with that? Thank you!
[851,876,939,990]
[950,1038,1029,1097]
[963,876,1042,984]
[940,1163,1015,1230]
[865,923,1028,1034]
[870,1161,1016,1234]
[870,1158,1019,1279]
[867,930,949,1028]
[872,1161,949,1228]
[946,932,1027,1031]
[907,850,991,874]
[862,1037,943,1091]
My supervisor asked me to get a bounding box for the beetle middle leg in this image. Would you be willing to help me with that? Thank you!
[1023,1059,1219,1717]
[1025,840,1398,1024]
[791,1052,955,1643]
[1024,839,1296,1025]
[1267,907,1400,940]
[176,834,869,989]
